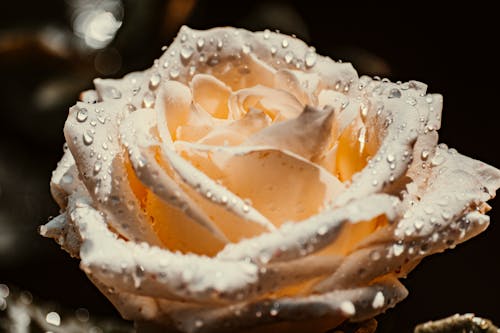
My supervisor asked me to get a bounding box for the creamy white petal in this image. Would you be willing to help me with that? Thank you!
[62,192,260,303]
[175,142,346,226]
[64,100,160,245]
[50,147,85,208]
[217,194,397,264]
[243,105,334,161]
[119,109,229,243]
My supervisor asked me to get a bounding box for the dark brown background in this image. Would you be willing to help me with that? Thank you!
[0,1,498,332]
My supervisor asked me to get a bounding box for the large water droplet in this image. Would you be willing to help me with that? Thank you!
[169,67,180,79]
[339,301,356,316]
[263,29,270,40]
[83,131,94,145]
[241,44,251,54]
[180,46,194,61]
[393,242,404,256]
[196,37,205,50]
[284,52,294,64]
[304,51,317,68]
[281,39,289,48]
[76,108,88,122]
[149,73,161,90]
[142,91,156,108]
[94,161,102,173]
[388,88,401,98]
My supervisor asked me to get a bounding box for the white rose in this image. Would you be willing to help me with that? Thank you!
[41,26,500,333]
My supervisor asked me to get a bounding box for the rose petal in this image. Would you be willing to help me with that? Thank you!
[62,192,261,303]
[243,105,334,161]
[50,147,85,208]
[191,74,232,119]
[228,85,303,120]
[130,276,406,333]
[119,109,230,251]
[273,69,321,106]
[159,143,277,233]
[175,142,346,226]
[198,108,271,146]
[217,194,397,264]
[64,100,160,245]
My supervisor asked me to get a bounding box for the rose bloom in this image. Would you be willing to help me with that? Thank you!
[41,26,500,333]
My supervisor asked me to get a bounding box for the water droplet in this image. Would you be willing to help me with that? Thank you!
[169,67,180,79]
[180,46,194,61]
[334,81,341,91]
[142,91,156,108]
[180,33,187,43]
[161,45,167,51]
[430,154,445,167]
[372,179,379,186]
[388,88,401,98]
[196,37,205,50]
[76,108,88,122]
[339,301,356,316]
[94,161,102,173]
[207,55,220,66]
[372,291,385,309]
[162,60,170,69]
[270,46,277,56]
[216,39,223,50]
[370,251,381,261]
[284,51,294,64]
[83,131,94,145]
[149,73,161,90]
[61,174,73,184]
[109,88,121,99]
[393,242,404,256]
[414,220,424,230]
[189,65,196,76]
[386,154,395,163]
[242,204,250,213]
[425,95,433,103]
[281,39,289,48]
[304,51,317,68]
[317,225,328,236]
[46,312,61,326]
[263,29,271,40]
[270,307,279,316]
[421,150,429,160]
[242,44,251,54]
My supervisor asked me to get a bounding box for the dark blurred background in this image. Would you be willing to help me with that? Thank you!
[0,1,498,332]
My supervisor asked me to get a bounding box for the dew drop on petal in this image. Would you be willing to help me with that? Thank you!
[76,108,88,122]
[242,44,251,54]
[169,66,180,79]
[304,51,317,68]
[372,291,385,309]
[281,39,289,48]
[421,150,430,160]
[263,29,270,39]
[284,52,294,64]
[196,37,205,50]
[94,161,102,173]
[270,46,277,56]
[393,242,404,256]
[386,154,395,163]
[388,88,401,99]
[180,46,194,61]
[149,73,161,90]
[339,301,356,316]
[83,131,94,145]
[142,91,156,108]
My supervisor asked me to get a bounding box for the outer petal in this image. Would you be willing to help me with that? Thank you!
[64,99,160,245]
[56,192,260,303]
